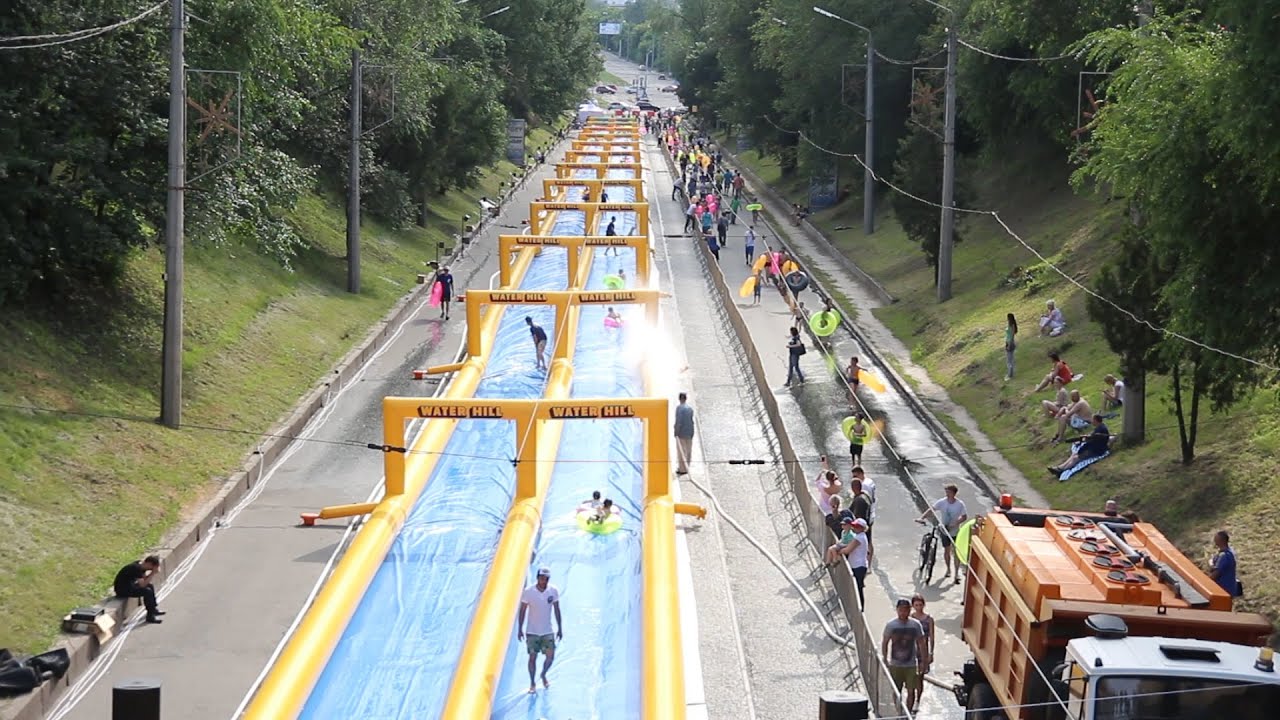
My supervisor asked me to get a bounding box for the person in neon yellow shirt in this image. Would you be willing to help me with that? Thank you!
[846,412,871,466]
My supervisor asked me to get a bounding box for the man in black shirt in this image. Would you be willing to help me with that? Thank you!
[1048,414,1111,477]
[113,555,164,623]
[526,316,548,371]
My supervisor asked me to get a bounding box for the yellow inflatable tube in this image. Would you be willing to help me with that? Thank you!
[439,249,591,719]
[241,248,538,720]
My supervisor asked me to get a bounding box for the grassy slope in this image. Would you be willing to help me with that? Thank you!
[729,143,1280,632]
[0,129,553,654]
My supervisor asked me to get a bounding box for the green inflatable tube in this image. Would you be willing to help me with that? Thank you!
[603,274,624,290]
[809,310,840,337]
[577,509,624,535]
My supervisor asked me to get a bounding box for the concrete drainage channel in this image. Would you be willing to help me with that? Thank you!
[0,133,569,720]
[713,143,1006,506]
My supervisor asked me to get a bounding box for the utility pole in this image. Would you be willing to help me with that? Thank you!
[347,44,362,294]
[936,21,958,302]
[863,38,875,235]
[812,8,876,235]
[161,0,186,429]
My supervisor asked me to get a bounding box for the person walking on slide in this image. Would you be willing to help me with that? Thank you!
[518,567,563,694]
[526,316,548,371]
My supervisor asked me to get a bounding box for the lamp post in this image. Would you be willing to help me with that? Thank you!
[813,6,875,236]
[914,0,958,302]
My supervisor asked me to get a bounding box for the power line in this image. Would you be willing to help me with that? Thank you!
[957,38,1078,63]
[0,2,166,51]
[875,47,945,66]
[755,114,1280,373]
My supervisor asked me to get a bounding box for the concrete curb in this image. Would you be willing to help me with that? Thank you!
[710,144,1007,505]
[0,134,567,720]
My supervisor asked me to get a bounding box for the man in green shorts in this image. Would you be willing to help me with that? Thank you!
[517,567,563,693]
[882,598,928,713]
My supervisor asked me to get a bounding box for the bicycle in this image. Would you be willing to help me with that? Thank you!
[915,520,940,584]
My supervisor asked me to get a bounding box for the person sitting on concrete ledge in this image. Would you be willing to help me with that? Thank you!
[113,555,165,624]
[1039,300,1066,337]
[824,495,853,539]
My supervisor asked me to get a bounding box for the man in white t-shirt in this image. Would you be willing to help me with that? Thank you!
[517,567,563,693]
[916,484,968,582]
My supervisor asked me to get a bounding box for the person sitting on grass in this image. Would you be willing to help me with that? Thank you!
[1048,414,1111,478]
[1039,299,1066,337]
[1039,377,1070,419]
[1052,389,1093,443]
[1102,374,1125,411]
[1033,352,1076,393]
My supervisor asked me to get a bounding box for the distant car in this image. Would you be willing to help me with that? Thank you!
[625,87,638,94]
[636,100,660,112]
[639,64,647,71]
[660,84,679,92]
[658,74,667,80]
[607,101,631,111]
[595,85,616,94]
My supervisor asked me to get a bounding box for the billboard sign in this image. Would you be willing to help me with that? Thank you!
[598,22,622,36]
[808,165,839,209]
[506,119,527,165]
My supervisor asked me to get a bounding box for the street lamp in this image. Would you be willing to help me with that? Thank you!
[912,0,958,302]
[481,5,509,19]
[813,6,876,236]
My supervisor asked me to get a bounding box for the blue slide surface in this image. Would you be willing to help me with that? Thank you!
[299,211,585,719]
[491,206,646,718]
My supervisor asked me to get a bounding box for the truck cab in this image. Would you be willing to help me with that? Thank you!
[1059,633,1279,720]
[956,508,1277,720]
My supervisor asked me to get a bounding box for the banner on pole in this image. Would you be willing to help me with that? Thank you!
[598,22,622,36]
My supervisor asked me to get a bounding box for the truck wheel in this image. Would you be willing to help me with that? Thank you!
[966,683,1002,719]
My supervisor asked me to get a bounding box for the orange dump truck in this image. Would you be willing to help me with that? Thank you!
[955,508,1278,720]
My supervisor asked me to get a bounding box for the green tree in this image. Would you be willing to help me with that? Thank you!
[0,1,169,305]
[1074,13,1266,462]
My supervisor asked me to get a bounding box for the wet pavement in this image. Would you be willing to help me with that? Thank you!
[611,48,1012,717]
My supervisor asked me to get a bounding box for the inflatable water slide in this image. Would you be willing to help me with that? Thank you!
[240,118,698,720]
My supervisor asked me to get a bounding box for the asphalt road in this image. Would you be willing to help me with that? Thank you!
[607,49,983,718]
[51,149,565,720]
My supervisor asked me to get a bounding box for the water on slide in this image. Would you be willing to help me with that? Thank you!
[298,211,581,718]
[491,213,645,719]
